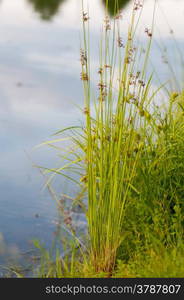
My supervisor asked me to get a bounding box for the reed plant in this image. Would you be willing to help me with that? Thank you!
[78,0,155,273]
[36,0,184,277]
[46,0,157,273]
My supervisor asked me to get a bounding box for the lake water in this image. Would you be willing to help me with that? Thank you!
[0,0,184,275]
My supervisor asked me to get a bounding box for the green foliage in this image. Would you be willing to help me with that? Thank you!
[115,245,184,277]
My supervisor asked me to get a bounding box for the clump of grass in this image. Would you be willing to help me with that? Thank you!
[50,0,157,274]
[35,0,184,277]
[33,243,184,278]
[73,0,159,274]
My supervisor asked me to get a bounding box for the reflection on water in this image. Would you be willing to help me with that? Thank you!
[27,0,66,20]
[27,0,131,21]
[102,0,130,16]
